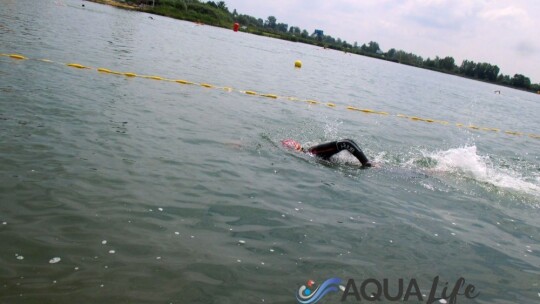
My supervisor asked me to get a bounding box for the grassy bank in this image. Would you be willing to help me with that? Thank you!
[147,2,233,28]
[86,0,138,10]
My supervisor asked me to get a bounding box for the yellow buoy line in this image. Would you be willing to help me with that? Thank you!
[2,53,539,140]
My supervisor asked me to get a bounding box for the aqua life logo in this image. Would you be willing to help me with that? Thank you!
[296,277,344,304]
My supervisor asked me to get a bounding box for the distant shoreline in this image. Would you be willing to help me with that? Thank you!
[85,0,539,94]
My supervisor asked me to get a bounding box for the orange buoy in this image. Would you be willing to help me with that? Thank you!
[233,22,239,32]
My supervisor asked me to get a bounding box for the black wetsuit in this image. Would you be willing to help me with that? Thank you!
[307,139,372,167]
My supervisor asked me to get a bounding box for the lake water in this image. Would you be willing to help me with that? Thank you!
[1,1,539,303]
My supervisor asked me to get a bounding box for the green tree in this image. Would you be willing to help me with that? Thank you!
[265,16,277,29]
[485,65,499,81]
[386,48,396,60]
[216,1,227,12]
[276,22,288,33]
[160,0,187,10]
[459,60,476,77]
[440,56,456,71]
[367,41,380,53]
[424,57,435,68]
[474,62,488,79]
[497,74,511,85]
[323,35,336,45]
[288,26,301,35]
[360,41,380,53]
[511,74,531,89]
[360,43,367,52]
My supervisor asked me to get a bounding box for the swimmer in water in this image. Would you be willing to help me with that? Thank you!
[282,139,372,168]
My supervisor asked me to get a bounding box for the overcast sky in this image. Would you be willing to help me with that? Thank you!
[224,0,540,83]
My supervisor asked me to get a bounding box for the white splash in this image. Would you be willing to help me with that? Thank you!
[323,118,342,139]
[49,257,61,264]
[427,146,540,196]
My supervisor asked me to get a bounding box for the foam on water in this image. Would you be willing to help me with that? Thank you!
[424,146,540,196]
[49,257,61,264]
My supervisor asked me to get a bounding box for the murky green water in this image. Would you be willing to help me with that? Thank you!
[1,1,539,303]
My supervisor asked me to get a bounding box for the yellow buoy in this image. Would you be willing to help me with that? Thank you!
[146,76,164,81]
[294,60,302,68]
[175,79,193,85]
[360,109,375,113]
[9,54,27,60]
[97,68,112,73]
[67,63,87,69]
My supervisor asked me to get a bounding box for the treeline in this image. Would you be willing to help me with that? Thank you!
[139,0,233,27]
[125,0,540,93]
[385,52,538,91]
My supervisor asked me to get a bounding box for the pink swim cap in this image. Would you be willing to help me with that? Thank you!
[281,139,302,151]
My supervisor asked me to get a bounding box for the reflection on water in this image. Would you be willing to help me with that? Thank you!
[108,12,137,61]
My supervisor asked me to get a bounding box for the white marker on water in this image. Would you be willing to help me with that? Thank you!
[49,257,61,264]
